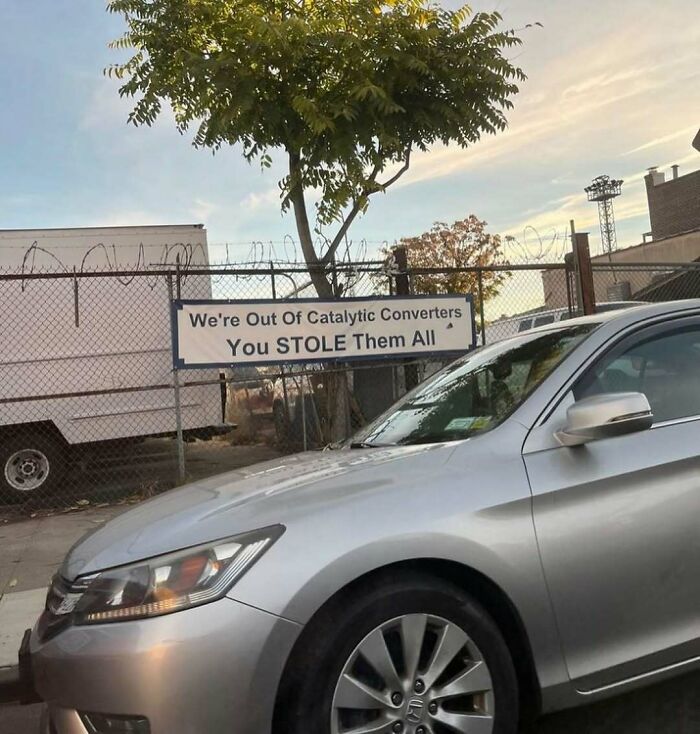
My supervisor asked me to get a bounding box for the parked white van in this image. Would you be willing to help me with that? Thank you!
[0,225,224,500]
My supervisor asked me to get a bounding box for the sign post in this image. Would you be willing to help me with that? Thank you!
[167,273,186,483]
[172,295,476,369]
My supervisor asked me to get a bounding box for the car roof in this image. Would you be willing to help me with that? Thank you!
[524,299,700,335]
[499,300,643,324]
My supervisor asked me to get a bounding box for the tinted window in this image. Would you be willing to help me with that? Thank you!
[517,319,532,332]
[575,324,700,423]
[352,324,597,447]
[534,314,556,327]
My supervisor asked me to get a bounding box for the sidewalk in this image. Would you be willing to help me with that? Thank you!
[0,508,125,670]
[0,442,284,671]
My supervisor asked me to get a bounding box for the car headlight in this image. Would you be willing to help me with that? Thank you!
[46,525,284,625]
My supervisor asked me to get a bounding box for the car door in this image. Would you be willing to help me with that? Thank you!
[523,315,700,692]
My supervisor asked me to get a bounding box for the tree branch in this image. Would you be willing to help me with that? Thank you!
[377,146,412,190]
[321,147,411,267]
[320,200,364,267]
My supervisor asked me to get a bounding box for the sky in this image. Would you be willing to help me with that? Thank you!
[0,0,699,265]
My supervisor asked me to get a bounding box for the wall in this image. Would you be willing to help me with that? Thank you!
[645,167,700,240]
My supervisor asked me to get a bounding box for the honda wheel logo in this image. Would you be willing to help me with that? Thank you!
[406,698,424,724]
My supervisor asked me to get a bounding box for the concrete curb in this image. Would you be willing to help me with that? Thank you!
[0,588,47,669]
[0,666,21,705]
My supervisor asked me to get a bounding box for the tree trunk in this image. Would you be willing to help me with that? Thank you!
[327,370,350,443]
[287,151,352,444]
[288,151,333,298]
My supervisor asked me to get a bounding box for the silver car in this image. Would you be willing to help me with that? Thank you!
[26,301,700,734]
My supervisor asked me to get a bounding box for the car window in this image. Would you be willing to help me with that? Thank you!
[351,324,597,447]
[575,324,700,424]
[517,319,532,332]
[534,314,556,327]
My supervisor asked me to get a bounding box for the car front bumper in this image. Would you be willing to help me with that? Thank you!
[30,597,301,734]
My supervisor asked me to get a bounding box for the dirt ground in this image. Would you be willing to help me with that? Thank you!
[0,437,284,522]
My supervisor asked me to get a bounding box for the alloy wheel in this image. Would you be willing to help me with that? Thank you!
[331,613,494,734]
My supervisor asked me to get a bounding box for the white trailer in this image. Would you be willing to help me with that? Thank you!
[0,225,224,500]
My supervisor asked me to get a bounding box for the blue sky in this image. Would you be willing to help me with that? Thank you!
[1,0,698,264]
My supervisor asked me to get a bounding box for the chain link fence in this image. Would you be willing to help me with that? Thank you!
[1,258,698,517]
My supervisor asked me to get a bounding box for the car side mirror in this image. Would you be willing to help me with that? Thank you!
[555,392,653,447]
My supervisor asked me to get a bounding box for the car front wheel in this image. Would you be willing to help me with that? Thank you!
[276,571,519,734]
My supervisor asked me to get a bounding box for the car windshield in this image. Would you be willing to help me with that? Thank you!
[351,323,597,447]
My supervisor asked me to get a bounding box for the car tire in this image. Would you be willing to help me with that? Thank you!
[276,570,519,734]
[0,430,66,503]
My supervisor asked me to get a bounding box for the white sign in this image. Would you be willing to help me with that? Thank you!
[173,295,475,368]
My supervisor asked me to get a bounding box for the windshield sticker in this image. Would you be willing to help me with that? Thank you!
[445,416,492,432]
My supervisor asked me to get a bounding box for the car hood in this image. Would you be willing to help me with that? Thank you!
[62,443,455,580]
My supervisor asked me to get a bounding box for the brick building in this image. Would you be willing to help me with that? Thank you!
[645,165,700,240]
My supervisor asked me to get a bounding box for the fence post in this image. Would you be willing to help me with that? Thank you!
[175,255,182,300]
[392,245,419,390]
[300,375,308,451]
[573,232,597,315]
[564,253,575,316]
[477,269,486,346]
[167,271,186,484]
[73,267,80,328]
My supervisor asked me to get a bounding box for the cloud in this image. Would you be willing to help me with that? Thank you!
[80,78,180,139]
[498,151,700,260]
[80,208,166,227]
[624,152,700,185]
[401,68,673,188]
[560,64,657,99]
[500,180,650,254]
[397,18,699,190]
[239,187,282,212]
[80,81,133,132]
[191,198,218,222]
[624,127,699,156]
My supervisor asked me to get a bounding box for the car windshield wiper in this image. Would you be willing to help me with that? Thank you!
[397,432,470,446]
[349,441,391,449]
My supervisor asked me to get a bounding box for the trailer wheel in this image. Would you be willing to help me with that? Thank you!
[0,432,66,503]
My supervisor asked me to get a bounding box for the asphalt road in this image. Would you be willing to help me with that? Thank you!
[2,670,700,734]
[0,702,41,733]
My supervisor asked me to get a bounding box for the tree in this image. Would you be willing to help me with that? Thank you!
[383,215,510,320]
[106,0,525,296]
